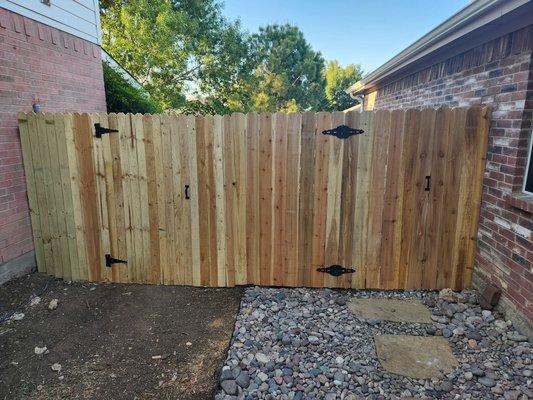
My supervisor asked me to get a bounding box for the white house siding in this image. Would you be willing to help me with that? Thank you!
[0,0,100,43]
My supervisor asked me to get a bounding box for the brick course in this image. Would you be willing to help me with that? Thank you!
[0,8,106,264]
[364,26,533,324]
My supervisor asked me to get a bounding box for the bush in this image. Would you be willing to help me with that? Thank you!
[103,63,161,113]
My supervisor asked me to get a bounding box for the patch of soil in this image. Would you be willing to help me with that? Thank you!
[0,273,243,400]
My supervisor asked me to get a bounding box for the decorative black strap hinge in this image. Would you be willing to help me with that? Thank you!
[105,254,127,268]
[94,123,119,138]
[317,265,356,277]
[322,125,364,139]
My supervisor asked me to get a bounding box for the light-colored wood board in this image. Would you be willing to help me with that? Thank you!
[365,110,391,288]
[379,109,406,289]
[324,111,345,288]
[18,113,46,273]
[272,113,288,286]
[233,113,248,285]
[258,113,273,286]
[310,112,331,288]
[284,113,301,286]
[352,111,374,288]
[213,115,227,286]
[297,112,316,287]
[246,113,260,285]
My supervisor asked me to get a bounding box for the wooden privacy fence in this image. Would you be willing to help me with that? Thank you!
[18,107,490,290]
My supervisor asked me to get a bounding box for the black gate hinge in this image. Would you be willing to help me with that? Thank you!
[94,123,119,138]
[322,125,364,139]
[317,265,356,277]
[105,254,127,268]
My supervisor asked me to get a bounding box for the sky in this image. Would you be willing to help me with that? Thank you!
[222,0,470,75]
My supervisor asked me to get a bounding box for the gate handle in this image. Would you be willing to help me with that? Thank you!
[425,176,431,191]
[184,185,190,199]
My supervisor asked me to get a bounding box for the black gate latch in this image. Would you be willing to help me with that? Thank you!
[105,254,127,268]
[317,265,356,277]
[322,125,364,139]
[94,123,119,138]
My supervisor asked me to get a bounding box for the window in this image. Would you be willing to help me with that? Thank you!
[524,131,533,195]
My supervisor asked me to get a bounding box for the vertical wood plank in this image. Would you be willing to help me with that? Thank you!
[223,115,235,287]
[40,113,62,278]
[186,114,201,286]
[284,113,301,286]
[258,113,273,285]
[94,113,112,283]
[18,113,46,273]
[233,113,248,285]
[365,110,391,288]
[161,114,175,284]
[107,113,127,283]
[173,115,193,285]
[379,109,406,289]
[73,113,103,281]
[64,114,87,281]
[196,115,214,286]
[398,109,421,289]
[48,114,71,280]
[424,107,450,289]
[297,112,316,287]
[351,111,374,288]
[54,113,80,281]
[462,107,490,288]
[453,107,490,289]
[339,110,360,288]
[213,115,227,286]
[272,113,288,286]
[246,113,260,285]
[405,108,436,289]
[324,111,345,288]
[144,114,162,284]
[311,112,331,287]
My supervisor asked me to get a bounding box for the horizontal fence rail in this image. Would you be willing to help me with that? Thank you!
[18,107,490,290]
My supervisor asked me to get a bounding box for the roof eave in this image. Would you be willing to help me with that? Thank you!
[346,0,531,95]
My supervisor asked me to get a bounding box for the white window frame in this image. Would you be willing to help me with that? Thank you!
[523,130,533,195]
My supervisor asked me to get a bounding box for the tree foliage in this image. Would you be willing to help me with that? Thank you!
[103,63,161,113]
[100,2,362,113]
[100,0,253,112]
[248,24,326,112]
[323,60,362,111]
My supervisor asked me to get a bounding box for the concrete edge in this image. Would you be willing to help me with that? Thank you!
[0,251,37,285]
[472,272,533,340]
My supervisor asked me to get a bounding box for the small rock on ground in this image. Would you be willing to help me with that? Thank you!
[217,287,532,399]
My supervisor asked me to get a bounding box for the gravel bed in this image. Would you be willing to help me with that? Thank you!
[216,287,531,399]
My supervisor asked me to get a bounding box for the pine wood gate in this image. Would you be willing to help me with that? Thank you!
[18,107,490,290]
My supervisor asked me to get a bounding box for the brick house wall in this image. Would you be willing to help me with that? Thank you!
[363,26,533,327]
[0,8,106,264]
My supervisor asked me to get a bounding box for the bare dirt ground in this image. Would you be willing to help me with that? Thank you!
[0,273,243,400]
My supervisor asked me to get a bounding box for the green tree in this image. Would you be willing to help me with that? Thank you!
[100,0,253,112]
[103,63,161,113]
[323,60,363,111]
[249,24,326,112]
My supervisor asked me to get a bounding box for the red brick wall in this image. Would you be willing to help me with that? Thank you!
[365,26,533,323]
[0,8,106,264]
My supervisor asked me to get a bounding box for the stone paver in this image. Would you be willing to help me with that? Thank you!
[374,334,458,379]
[348,297,432,324]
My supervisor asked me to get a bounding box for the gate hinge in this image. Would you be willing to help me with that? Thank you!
[94,123,119,138]
[322,125,364,139]
[317,265,356,277]
[105,254,127,268]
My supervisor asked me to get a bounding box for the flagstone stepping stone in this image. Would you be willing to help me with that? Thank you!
[347,298,432,324]
[374,334,458,379]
